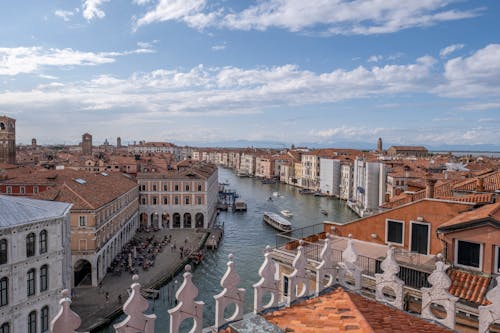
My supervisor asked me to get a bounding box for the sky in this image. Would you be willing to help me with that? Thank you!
[0,0,499,149]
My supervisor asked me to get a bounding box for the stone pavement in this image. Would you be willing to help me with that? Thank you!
[72,228,208,332]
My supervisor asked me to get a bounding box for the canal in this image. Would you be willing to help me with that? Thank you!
[104,167,358,332]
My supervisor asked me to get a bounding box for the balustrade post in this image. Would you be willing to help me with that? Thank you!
[287,240,310,306]
[213,254,245,329]
[315,234,337,296]
[253,245,279,314]
[421,255,458,330]
[168,265,204,333]
[114,275,156,333]
[337,235,362,290]
[50,289,82,333]
[479,276,500,333]
[375,246,404,309]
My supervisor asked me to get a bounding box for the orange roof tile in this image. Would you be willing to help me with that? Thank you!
[264,287,452,333]
[438,202,500,230]
[448,269,491,305]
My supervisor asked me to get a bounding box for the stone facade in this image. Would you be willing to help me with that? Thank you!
[81,133,92,156]
[0,116,16,165]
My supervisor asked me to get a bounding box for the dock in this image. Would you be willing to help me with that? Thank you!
[234,201,247,211]
[206,224,224,249]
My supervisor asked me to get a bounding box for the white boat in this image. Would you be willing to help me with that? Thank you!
[272,191,279,197]
[263,212,292,232]
[280,210,293,218]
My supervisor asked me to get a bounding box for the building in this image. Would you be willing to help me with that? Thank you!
[0,195,72,333]
[31,138,37,149]
[319,158,341,196]
[339,162,354,200]
[81,133,92,156]
[349,159,387,217]
[238,153,256,177]
[34,171,139,287]
[255,155,274,179]
[137,162,218,229]
[301,152,320,190]
[387,145,428,157]
[116,137,122,148]
[377,137,383,152]
[0,116,15,165]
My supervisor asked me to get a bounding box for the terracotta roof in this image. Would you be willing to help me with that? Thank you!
[438,202,500,230]
[448,269,491,305]
[436,193,494,204]
[388,146,428,151]
[264,287,452,333]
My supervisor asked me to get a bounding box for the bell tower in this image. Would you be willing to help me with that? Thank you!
[0,116,16,165]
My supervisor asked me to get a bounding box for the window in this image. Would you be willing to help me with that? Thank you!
[163,184,168,191]
[28,311,36,333]
[185,197,190,205]
[39,231,47,254]
[27,269,36,296]
[0,240,6,265]
[197,196,202,205]
[141,197,146,205]
[410,222,430,255]
[0,278,7,306]
[20,186,25,194]
[0,323,9,333]
[455,240,482,269]
[26,233,36,257]
[174,184,179,191]
[197,184,202,192]
[79,216,86,227]
[174,196,179,205]
[152,197,157,205]
[40,265,48,292]
[41,306,49,333]
[5,187,11,194]
[33,186,39,194]
[152,184,157,191]
[386,219,404,245]
[185,184,190,191]
[163,197,168,205]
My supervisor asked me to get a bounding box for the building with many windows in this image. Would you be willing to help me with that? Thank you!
[0,195,72,333]
[137,162,218,229]
[0,116,16,165]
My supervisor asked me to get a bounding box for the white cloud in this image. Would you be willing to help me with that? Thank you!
[82,0,109,21]
[439,43,464,58]
[211,43,226,51]
[0,46,154,76]
[436,44,500,97]
[54,10,75,22]
[368,55,383,63]
[133,0,152,5]
[134,0,215,30]
[134,0,483,35]
[460,102,500,111]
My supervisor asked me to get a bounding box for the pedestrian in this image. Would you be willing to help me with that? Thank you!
[98,282,103,294]
[105,292,109,302]
[118,294,123,304]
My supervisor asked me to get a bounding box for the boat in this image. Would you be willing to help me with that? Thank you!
[299,189,315,195]
[263,212,292,232]
[189,251,204,265]
[234,201,247,211]
[320,209,328,216]
[314,192,327,197]
[280,210,293,218]
[272,191,279,197]
[261,179,277,184]
[141,288,159,300]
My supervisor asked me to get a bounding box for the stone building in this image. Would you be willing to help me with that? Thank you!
[0,116,16,165]
[81,133,92,156]
[387,145,428,157]
[0,195,72,333]
[137,162,218,229]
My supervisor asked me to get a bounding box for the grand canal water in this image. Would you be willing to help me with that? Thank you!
[103,167,358,332]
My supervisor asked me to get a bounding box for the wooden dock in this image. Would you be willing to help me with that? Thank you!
[206,227,224,249]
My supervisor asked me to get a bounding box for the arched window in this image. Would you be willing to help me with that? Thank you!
[185,184,190,191]
[197,184,202,191]
[41,306,49,333]
[40,265,48,292]
[26,233,36,257]
[28,311,36,333]
[39,230,47,254]
[0,278,8,306]
[185,196,190,205]
[0,322,9,333]
[27,269,36,296]
[0,240,7,265]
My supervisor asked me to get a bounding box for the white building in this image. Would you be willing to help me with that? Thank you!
[238,154,256,176]
[349,159,387,217]
[319,158,341,196]
[301,153,320,190]
[340,163,354,200]
[0,195,72,333]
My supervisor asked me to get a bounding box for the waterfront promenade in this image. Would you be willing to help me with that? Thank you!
[72,228,208,332]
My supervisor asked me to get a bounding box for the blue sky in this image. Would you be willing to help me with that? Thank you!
[0,0,499,148]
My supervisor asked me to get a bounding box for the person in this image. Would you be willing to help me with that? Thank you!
[98,282,103,294]
[105,292,109,302]
[118,294,123,304]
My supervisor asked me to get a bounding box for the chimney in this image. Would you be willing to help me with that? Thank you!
[476,177,485,192]
[425,174,437,199]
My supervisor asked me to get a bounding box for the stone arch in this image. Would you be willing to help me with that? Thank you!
[162,213,170,229]
[151,213,159,229]
[74,259,92,287]
[195,213,204,228]
[140,213,148,227]
[173,213,181,228]
[97,255,101,281]
[184,213,192,228]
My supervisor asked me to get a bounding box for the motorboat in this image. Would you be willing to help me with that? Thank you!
[272,191,279,197]
[280,210,293,218]
[320,209,328,216]
[263,212,292,232]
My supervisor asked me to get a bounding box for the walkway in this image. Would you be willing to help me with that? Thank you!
[72,228,208,332]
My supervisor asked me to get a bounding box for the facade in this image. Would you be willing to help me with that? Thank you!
[255,156,274,179]
[0,195,72,333]
[339,163,353,200]
[349,159,387,217]
[319,158,341,196]
[238,154,256,176]
[0,116,16,165]
[137,163,218,230]
[34,171,139,287]
[301,153,320,190]
[81,133,92,156]
[31,138,37,149]
[387,145,428,157]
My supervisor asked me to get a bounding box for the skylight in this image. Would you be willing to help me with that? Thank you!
[74,178,87,184]
[101,172,109,176]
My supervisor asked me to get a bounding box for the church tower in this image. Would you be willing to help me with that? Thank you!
[82,133,93,156]
[377,137,383,152]
[0,116,16,165]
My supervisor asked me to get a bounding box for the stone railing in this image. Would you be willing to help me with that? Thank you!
[50,237,500,333]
